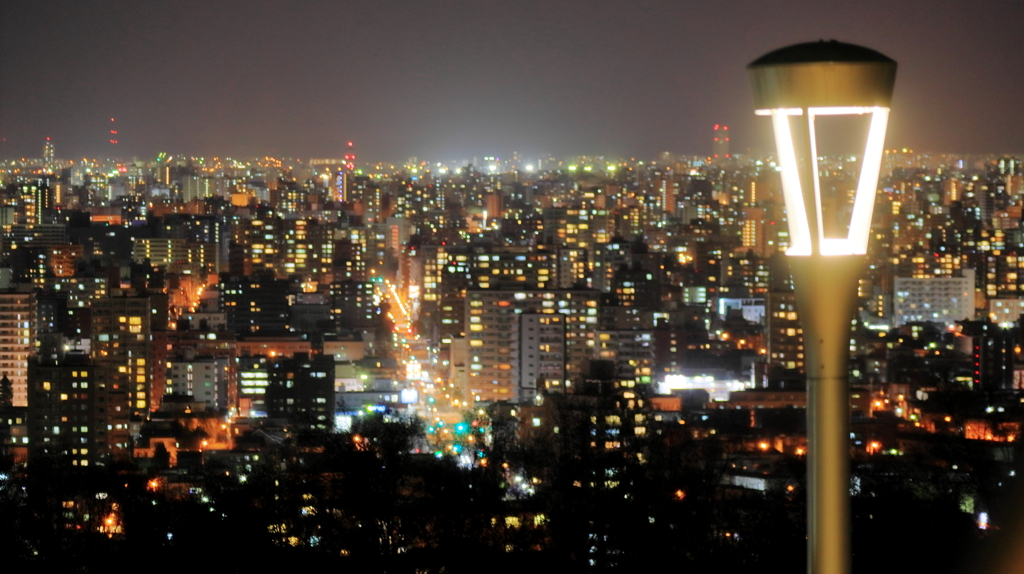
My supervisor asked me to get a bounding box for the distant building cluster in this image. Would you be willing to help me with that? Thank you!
[0,138,1023,473]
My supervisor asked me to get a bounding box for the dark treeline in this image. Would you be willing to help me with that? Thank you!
[0,404,1017,573]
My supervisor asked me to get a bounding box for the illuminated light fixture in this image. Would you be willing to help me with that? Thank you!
[756,104,888,256]
[749,40,895,258]
[748,40,895,574]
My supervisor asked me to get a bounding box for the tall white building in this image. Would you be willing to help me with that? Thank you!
[893,269,975,326]
[466,289,599,403]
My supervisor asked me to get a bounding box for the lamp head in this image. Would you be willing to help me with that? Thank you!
[748,41,897,257]
[749,40,896,111]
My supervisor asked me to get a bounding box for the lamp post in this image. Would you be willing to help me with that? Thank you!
[748,41,896,574]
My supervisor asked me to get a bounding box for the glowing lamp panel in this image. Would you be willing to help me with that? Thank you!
[756,106,890,257]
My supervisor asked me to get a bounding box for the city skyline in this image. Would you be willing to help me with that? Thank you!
[5,8,1024,567]
[2,0,1022,161]
[0,69,1023,568]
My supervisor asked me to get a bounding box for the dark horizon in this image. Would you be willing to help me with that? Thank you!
[2,0,1022,162]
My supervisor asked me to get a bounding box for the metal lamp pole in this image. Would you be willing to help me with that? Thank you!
[748,41,896,574]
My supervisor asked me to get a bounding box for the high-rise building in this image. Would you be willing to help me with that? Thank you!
[466,289,600,403]
[712,124,730,161]
[133,238,192,267]
[740,207,769,257]
[470,249,557,290]
[167,354,230,410]
[333,237,368,282]
[279,219,334,280]
[149,329,238,411]
[611,261,662,309]
[541,208,612,251]
[27,354,96,466]
[989,299,1024,326]
[0,290,36,407]
[556,248,589,288]
[91,293,167,426]
[766,290,804,372]
[89,296,146,458]
[329,281,377,331]
[956,320,1016,390]
[515,313,566,403]
[893,270,975,326]
[221,275,292,335]
[435,251,472,345]
[160,214,228,272]
[43,138,55,164]
[237,355,270,417]
[183,176,216,203]
[266,353,335,430]
[594,330,654,382]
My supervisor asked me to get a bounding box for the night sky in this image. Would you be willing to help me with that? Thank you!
[1,0,1021,162]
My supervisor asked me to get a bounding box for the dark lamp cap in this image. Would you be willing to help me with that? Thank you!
[749,40,894,67]
[748,40,896,109]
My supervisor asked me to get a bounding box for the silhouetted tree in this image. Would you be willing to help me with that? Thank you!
[0,374,12,409]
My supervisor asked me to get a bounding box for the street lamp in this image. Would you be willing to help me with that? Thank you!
[748,41,896,574]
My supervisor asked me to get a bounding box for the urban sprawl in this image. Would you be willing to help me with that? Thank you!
[0,140,1022,569]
